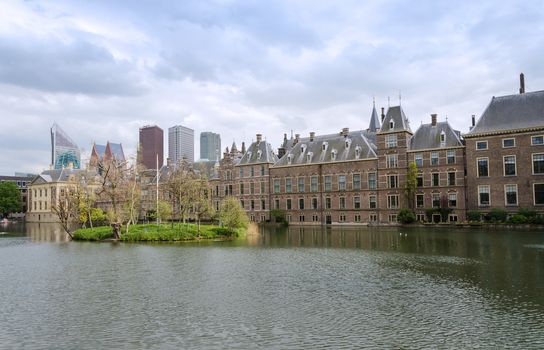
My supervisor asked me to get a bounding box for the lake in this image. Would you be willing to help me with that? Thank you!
[1,222,543,349]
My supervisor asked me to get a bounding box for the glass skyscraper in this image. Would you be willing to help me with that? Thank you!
[51,123,81,169]
[168,125,194,164]
[200,132,221,161]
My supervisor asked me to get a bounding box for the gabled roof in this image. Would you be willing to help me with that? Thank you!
[410,121,463,150]
[467,90,544,136]
[274,129,377,167]
[30,168,87,185]
[238,138,278,165]
[107,143,125,162]
[93,144,106,158]
[378,106,411,134]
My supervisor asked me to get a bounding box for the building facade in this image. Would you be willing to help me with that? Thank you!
[139,125,164,170]
[169,125,194,164]
[200,132,221,161]
[51,123,81,169]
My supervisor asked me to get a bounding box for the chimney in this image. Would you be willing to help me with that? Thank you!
[431,114,437,126]
[342,127,349,137]
[310,132,315,142]
[283,133,287,142]
[278,147,286,158]
[381,107,385,122]
[241,142,246,154]
[293,133,300,146]
[471,115,476,128]
[256,134,262,143]
[519,73,525,94]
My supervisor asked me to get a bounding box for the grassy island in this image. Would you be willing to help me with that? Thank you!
[73,223,243,242]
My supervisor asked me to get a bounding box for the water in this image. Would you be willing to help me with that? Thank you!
[1,222,544,349]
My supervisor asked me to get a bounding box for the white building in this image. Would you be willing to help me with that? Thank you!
[168,125,194,164]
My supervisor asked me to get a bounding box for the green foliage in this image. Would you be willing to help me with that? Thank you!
[404,162,418,209]
[220,197,249,231]
[73,226,114,241]
[467,210,482,222]
[487,208,508,223]
[508,214,528,224]
[157,200,172,222]
[270,208,287,225]
[398,208,416,224]
[90,208,107,225]
[0,181,22,216]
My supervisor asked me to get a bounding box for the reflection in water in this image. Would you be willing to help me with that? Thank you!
[0,223,543,348]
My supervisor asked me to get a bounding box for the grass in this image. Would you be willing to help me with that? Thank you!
[73,223,242,242]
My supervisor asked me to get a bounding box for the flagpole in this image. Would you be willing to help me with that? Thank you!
[156,153,159,225]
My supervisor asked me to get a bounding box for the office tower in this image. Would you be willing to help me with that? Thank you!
[51,123,81,169]
[169,125,194,164]
[139,125,164,169]
[200,132,221,161]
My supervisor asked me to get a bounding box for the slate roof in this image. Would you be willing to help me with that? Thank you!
[238,138,278,165]
[274,129,377,167]
[31,168,88,184]
[467,90,544,136]
[410,122,463,150]
[378,106,411,134]
[368,105,381,132]
[108,143,125,162]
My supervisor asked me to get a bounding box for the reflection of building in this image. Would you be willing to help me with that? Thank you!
[169,125,194,164]
[200,132,221,161]
[0,174,35,215]
[51,123,80,169]
[139,125,164,170]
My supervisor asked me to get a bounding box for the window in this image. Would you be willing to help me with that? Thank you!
[251,200,255,210]
[432,193,441,208]
[448,193,457,207]
[432,173,440,187]
[274,179,280,193]
[532,135,544,145]
[324,176,332,191]
[354,214,361,222]
[369,195,377,209]
[415,154,423,167]
[417,175,423,187]
[286,198,292,210]
[389,120,395,129]
[298,177,305,192]
[325,197,331,209]
[534,184,544,205]
[261,166,265,176]
[312,215,319,222]
[505,185,518,206]
[240,200,245,208]
[389,214,397,222]
[354,196,361,209]
[476,141,488,150]
[387,195,399,209]
[431,152,439,165]
[339,197,346,209]
[331,150,337,161]
[368,172,376,190]
[353,174,361,190]
[261,200,266,210]
[312,198,318,209]
[311,176,318,192]
[339,213,346,222]
[385,134,397,148]
[447,150,455,164]
[533,154,544,174]
[338,175,346,191]
[239,184,244,195]
[416,214,425,222]
[478,185,490,206]
[250,167,254,177]
[239,168,244,178]
[477,158,489,177]
[369,214,377,222]
[448,172,456,186]
[299,198,305,210]
[286,178,292,193]
[250,182,255,194]
[503,156,516,176]
[502,138,515,148]
[275,199,280,210]
[388,175,399,189]
[387,154,398,168]
[355,147,361,159]
[299,215,305,222]
[322,142,328,151]
[416,194,424,208]
[440,131,446,147]
[287,154,293,165]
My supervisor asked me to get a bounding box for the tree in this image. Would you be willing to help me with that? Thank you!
[157,200,172,223]
[163,162,193,226]
[398,208,416,224]
[52,187,79,239]
[220,196,249,232]
[0,181,22,217]
[97,159,131,239]
[187,176,215,236]
[405,162,418,209]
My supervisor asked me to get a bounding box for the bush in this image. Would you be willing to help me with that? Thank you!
[487,208,508,223]
[398,208,416,224]
[270,209,287,225]
[467,210,481,222]
[508,214,528,224]
[518,208,537,219]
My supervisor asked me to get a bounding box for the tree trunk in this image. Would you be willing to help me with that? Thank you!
[112,223,120,240]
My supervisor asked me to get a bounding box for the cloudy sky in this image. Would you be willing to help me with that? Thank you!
[0,0,543,174]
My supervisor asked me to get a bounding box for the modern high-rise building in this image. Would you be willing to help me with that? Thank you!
[200,132,221,161]
[168,125,194,164]
[51,123,81,169]
[139,125,164,169]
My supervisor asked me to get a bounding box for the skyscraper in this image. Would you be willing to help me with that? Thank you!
[51,123,81,169]
[139,125,164,169]
[200,132,221,161]
[168,125,194,164]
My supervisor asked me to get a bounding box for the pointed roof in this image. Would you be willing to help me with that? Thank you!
[378,105,412,133]
[107,142,125,162]
[238,138,278,165]
[231,141,238,152]
[466,90,544,137]
[410,121,463,150]
[368,105,381,132]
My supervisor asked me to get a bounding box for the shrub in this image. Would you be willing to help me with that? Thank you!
[467,210,481,222]
[488,208,507,223]
[398,208,416,224]
[508,214,528,224]
[270,209,287,225]
[518,208,537,219]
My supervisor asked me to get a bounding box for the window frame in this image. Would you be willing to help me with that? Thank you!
[532,153,544,175]
[534,183,544,206]
[503,155,517,176]
[504,184,518,206]
[476,140,488,150]
[531,135,544,146]
[431,151,439,166]
[353,173,361,190]
[478,185,490,206]
[502,138,515,148]
[477,157,489,177]
[447,149,455,164]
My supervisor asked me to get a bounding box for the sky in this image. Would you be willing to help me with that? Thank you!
[0,0,543,175]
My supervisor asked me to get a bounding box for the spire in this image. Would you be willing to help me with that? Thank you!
[231,140,238,152]
[368,104,381,132]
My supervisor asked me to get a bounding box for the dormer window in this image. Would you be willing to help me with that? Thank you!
[287,154,293,165]
[307,152,313,162]
[331,149,337,161]
[247,151,252,159]
[355,146,361,159]
[322,142,328,151]
[257,150,262,160]
[390,120,395,129]
[345,139,351,149]
[300,144,306,154]
[440,131,446,147]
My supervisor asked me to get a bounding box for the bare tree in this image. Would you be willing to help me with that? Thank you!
[186,175,215,236]
[97,159,131,239]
